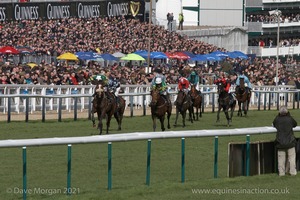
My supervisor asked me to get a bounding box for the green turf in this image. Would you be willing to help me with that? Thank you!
[0,110,299,200]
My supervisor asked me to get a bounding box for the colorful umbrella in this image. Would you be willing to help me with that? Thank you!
[16,46,34,54]
[100,53,118,61]
[112,52,126,58]
[0,46,19,54]
[76,51,104,61]
[57,52,78,61]
[120,53,145,61]
[26,62,38,68]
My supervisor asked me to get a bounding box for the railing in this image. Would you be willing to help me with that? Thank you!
[1,126,300,198]
[0,84,299,122]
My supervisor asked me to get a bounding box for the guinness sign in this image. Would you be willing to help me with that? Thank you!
[130,1,140,17]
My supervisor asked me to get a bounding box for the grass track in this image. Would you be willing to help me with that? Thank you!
[0,110,300,200]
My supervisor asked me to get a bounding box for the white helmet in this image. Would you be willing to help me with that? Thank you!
[155,77,162,84]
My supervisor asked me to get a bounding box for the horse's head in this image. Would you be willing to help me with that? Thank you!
[217,82,225,94]
[150,88,160,105]
[239,77,245,89]
[95,84,104,99]
[176,90,186,105]
[190,84,197,99]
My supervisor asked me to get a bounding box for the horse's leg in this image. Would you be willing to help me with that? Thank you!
[224,109,230,127]
[182,111,186,128]
[167,107,171,129]
[174,108,179,127]
[98,112,103,135]
[106,112,114,134]
[160,115,166,131]
[237,102,242,117]
[114,111,121,131]
[189,106,194,123]
[152,115,156,131]
[216,106,221,123]
[91,111,96,127]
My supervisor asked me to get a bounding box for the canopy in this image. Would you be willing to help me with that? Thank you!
[76,51,104,61]
[227,51,248,59]
[165,52,190,60]
[0,46,19,54]
[100,53,118,61]
[209,50,228,59]
[120,53,145,61]
[134,50,168,59]
[15,46,34,54]
[112,52,126,58]
[26,62,38,68]
[57,52,78,61]
[190,54,208,62]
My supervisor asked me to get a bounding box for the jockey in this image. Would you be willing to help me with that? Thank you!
[235,71,252,92]
[214,72,231,93]
[175,76,192,106]
[151,68,170,103]
[214,72,235,104]
[178,76,190,94]
[187,71,201,95]
[108,72,121,97]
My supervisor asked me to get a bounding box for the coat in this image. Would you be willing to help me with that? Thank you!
[273,112,297,149]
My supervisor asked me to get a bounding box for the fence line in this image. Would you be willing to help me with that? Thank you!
[0,84,299,121]
[1,126,300,148]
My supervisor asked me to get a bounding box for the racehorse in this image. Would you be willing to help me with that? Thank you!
[216,82,236,127]
[235,78,251,117]
[150,88,172,131]
[91,84,117,134]
[114,95,126,130]
[174,90,193,127]
[190,84,202,121]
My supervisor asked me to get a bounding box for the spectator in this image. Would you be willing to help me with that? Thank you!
[272,106,298,176]
[178,13,184,30]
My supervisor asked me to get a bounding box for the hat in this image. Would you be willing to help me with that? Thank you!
[155,77,162,84]
[191,71,196,75]
[154,68,162,74]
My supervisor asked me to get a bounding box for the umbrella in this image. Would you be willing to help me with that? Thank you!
[227,51,248,59]
[120,53,145,61]
[151,52,168,59]
[57,52,78,61]
[100,53,118,61]
[190,54,208,62]
[210,50,228,59]
[0,46,19,54]
[112,52,126,58]
[76,51,104,61]
[26,62,38,68]
[15,46,34,54]
[165,52,190,60]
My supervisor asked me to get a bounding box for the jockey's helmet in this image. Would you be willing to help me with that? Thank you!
[191,71,196,76]
[155,77,162,84]
[180,78,185,83]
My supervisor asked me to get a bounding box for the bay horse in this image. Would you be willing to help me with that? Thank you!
[174,90,193,127]
[114,95,126,130]
[150,88,172,131]
[216,82,236,127]
[235,78,251,117]
[189,84,202,121]
[91,84,117,134]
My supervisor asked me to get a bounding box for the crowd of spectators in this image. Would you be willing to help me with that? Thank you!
[246,12,300,23]
[0,16,299,89]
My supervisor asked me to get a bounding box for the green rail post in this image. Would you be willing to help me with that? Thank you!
[146,139,151,186]
[67,144,72,195]
[246,135,250,176]
[214,136,219,178]
[181,138,185,183]
[22,147,27,200]
[108,142,112,190]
